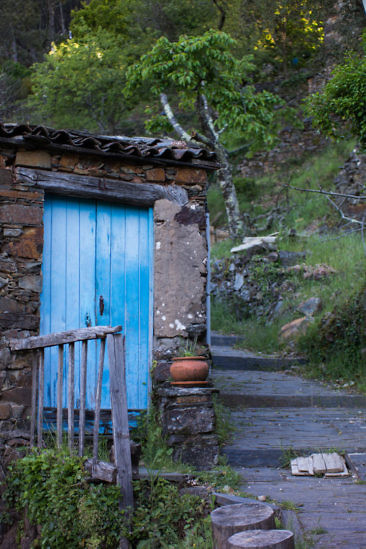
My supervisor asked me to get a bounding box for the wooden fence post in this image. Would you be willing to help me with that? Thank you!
[107,333,134,510]
[37,349,44,448]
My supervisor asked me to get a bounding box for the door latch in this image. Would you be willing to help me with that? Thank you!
[85,312,91,327]
[99,295,104,316]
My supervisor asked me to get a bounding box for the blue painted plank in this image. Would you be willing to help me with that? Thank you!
[66,200,81,406]
[96,203,112,409]
[79,201,97,409]
[124,207,140,409]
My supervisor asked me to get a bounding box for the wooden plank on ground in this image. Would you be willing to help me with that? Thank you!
[10,325,122,351]
[323,452,345,473]
[291,459,309,476]
[297,457,314,475]
[311,453,327,475]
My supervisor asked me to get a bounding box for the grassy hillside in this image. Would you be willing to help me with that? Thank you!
[209,140,366,390]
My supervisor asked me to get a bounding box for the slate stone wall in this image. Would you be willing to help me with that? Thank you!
[0,146,209,452]
[156,385,219,469]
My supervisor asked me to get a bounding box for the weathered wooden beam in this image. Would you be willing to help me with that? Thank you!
[68,343,75,453]
[30,351,38,447]
[37,349,44,449]
[79,340,88,457]
[16,167,188,207]
[57,345,64,448]
[10,325,122,351]
[93,339,105,461]
[84,458,117,484]
[108,333,134,510]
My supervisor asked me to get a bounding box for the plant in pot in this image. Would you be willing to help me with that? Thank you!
[170,339,209,384]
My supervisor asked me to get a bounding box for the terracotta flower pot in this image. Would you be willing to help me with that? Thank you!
[170,356,209,382]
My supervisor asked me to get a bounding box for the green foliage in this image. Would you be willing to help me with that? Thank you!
[130,477,209,547]
[4,448,124,548]
[253,0,324,73]
[306,32,366,147]
[212,394,236,446]
[125,30,285,150]
[29,27,131,132]
[3,447,215,548]
[299,283,366,382]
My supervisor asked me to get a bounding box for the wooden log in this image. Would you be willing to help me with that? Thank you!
[79,340,88,457]
[30,351,38,447]
[37,349,44,448]
[84,459,117,484]
[10,325,122,351]
[57,344,64,448]
[68,342,75,453]
[16,167,189,208]
[108,333,134,510]
[93,339,105,461]
[211,503,275,549]
[227,530,294,549]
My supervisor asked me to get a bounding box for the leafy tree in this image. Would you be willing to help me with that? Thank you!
[124,30,285,238]
[306,32,366,148]
[252,0,324,75]
[29,27,130,132]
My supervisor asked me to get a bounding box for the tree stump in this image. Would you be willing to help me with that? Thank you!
[227,530,295,549]
[211,503,275,549]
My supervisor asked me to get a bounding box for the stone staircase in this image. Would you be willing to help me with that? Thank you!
[211,333,366,548]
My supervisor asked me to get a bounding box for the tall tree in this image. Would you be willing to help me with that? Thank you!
[124,30,285,238]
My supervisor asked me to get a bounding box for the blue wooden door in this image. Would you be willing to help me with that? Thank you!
[41,194,153,411]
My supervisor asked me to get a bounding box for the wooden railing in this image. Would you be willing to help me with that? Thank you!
[10,325,133,509]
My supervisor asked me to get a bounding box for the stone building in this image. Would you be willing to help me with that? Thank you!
[0,123,219,465]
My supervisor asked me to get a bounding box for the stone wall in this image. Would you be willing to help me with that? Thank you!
[0,145,209,450]
[156,385,219,469]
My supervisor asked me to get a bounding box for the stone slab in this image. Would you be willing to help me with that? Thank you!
[212,348,306,371]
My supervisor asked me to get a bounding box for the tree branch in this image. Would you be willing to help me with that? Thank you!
[200,93,219,142]
[160,93,202,145]
[283,184,366,201]
[326,195,364,226]
[213,0,227,30]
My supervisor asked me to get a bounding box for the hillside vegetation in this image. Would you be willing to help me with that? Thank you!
[209,139,366,391]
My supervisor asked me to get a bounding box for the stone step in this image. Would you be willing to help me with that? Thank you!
[222,448,366,468]
[211,332,245,347]
[219,392,366,408]
[211,346,306,372]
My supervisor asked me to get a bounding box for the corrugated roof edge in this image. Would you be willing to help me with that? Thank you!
[0,123,219,169]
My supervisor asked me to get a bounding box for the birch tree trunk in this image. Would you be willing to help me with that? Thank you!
[214,141,245,240]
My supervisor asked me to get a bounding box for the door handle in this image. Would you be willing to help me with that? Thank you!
[99,295,104,316]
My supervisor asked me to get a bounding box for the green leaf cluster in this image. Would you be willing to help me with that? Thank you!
[125,29,285,152]
[3,447,213,548]
[29,28,130,133]
[4,448,124,548]
[306,32,366,147]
